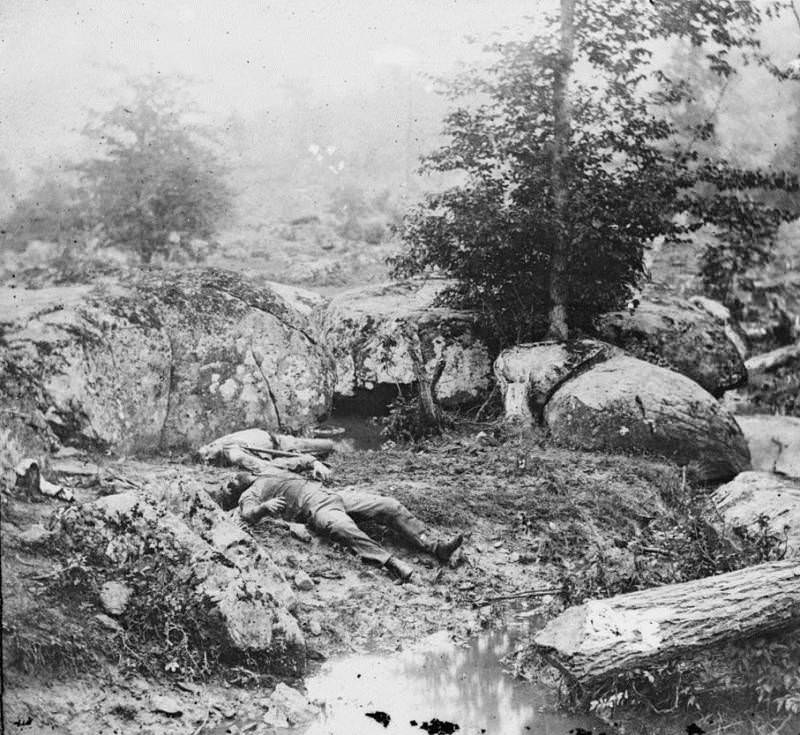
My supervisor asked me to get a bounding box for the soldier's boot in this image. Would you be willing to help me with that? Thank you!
[385,556,414,583]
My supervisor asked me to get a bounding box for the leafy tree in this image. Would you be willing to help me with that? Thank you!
[393,0,798,344]
[79,76,232,263]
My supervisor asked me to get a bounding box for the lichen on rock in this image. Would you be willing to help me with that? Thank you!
[0,268,336,454]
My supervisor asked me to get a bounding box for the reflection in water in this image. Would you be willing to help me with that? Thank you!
[303,627,603,735]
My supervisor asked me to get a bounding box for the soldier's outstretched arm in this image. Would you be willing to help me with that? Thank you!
[240,496,286,524]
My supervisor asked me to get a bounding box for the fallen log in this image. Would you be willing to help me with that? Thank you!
[533,559,800,686]
[745,341,800,374]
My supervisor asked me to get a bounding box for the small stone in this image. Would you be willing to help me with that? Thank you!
[151,695,182,716]
[100,581,133,616]
[294,571,315,591]
[94,613,123,632]
[262,710,290,728]
[269,683,316,726]
[18,524,54,547]
[93,492,157,523]
[308,620,322,636]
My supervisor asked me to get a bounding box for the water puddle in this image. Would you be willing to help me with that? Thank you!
[302,626,605,735]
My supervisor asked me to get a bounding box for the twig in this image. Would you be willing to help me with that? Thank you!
[474,384,500,421]
[192,708,211,735]
[430,357,447,392]
[472,587,561,607]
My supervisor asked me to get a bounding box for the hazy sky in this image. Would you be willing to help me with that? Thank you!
[0,0,537,180]
[1,0,797,186]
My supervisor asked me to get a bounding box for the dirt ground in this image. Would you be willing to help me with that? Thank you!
[0,425,792,734]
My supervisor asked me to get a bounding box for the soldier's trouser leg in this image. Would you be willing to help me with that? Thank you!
[309,495,393,566]
[338,491,432,551]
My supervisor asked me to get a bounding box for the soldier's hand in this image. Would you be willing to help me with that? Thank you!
[263,497,286,515]
[312,461,332,482]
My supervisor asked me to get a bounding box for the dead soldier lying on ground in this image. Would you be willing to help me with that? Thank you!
[197,429,463,582]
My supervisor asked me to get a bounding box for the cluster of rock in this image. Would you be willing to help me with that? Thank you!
[58,481,307,675]
[495,340,750,482]
[3,265,789,485]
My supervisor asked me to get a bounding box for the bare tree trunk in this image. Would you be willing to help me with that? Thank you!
[533,559,800,686]
[401,324,445,430]
[545,0,576,341]
[415,356,446,428]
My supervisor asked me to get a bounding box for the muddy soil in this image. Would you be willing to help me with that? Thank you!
[0,426,774,734]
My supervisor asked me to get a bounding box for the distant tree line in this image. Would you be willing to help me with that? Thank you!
[1,76,232,265]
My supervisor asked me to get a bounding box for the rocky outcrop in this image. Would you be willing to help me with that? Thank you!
[712,471,800,551]
[0,269,335,453]
[594,296,747,396]
[318,279,493,410]
[734,415,800,479]
[543,356,750,482]
[494,340,621,422]
[57,489,306,675]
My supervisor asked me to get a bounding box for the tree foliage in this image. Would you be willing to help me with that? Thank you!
[392,0,798,344]
[79,76,233,263]
[0,176,90,251]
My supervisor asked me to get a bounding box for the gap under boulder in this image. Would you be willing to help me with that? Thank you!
[317,279,494,413]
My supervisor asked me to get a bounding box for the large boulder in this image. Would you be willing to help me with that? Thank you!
[712,471,800,552]
[544,356,750,482]
[0,269,335,453]
[318,279,493,410]
[494,340,622,422]
[734,414,800,479]
[594,295,747,396]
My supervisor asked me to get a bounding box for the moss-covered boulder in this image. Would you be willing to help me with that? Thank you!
[594,295,747,397]
[0,268,335,453]
[544,355,750,482]
[318,279,493,409]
